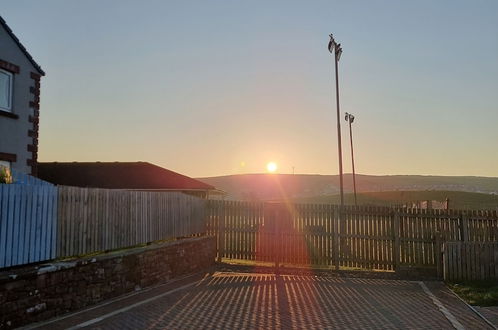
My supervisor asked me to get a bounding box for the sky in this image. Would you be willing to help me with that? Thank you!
[2,1,498,178]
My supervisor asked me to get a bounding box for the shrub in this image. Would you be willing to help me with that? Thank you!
[0,166,13,184]
[448,280,498,306]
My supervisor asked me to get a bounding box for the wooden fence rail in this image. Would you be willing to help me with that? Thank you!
[444,242,498,281]
[207,200,498,274]
[57,186,207,258]
[0,184,58,268]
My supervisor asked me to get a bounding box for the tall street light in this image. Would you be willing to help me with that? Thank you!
[328,34,344,206]
[345,112,357,206]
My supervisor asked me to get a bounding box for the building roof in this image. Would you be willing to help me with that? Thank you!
[38,162,215,190]
[0,15,45,76]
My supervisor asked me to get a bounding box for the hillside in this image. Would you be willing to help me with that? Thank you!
[198,173,498,202]
[292,191,498,210]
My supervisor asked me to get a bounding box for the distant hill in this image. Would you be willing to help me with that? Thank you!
[198,173,498,202]
[293,191,498,210]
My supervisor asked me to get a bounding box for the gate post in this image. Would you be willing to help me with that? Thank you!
[393,211,400,271]
[334,206,340,270]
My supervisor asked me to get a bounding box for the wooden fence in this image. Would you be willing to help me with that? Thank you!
[3,183,497,276]
[57,186,206,258]
[207,201,498,274]
[0,184,58,268]
[444,242,498,281]
[1,184,207,268]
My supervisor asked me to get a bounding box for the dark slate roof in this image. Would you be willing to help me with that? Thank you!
[38,162,215,190]
[0,15,45,76]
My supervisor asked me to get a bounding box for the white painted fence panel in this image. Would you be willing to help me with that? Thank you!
[0,184,58,268]
[11,169,54,186]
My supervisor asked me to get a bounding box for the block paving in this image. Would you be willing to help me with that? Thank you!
[38,271,495,329]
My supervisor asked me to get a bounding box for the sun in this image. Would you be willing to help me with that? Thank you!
[266,162,277,173]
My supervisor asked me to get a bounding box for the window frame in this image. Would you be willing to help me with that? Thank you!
[0,69,14,112]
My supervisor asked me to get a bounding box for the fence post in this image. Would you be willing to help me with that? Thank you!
[393,211,400,272]
[275,204,280,269]
[217,202,225,263]
[494,243,498,279]
[435,232,443,279]
[460,211,469,241]
[334,206,340,270]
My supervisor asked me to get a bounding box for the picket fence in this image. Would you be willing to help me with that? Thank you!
[0,184,206,268]
[207,200,498,275]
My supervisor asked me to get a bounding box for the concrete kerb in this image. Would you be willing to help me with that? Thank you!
[215,262,441,281]
[445,285,498,330]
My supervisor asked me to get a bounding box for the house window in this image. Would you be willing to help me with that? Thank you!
[0,69,13,112]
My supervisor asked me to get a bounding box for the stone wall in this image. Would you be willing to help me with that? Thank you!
[0,236,216,329]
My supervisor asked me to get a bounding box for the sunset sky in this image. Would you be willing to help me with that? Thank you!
[2,1,498,177]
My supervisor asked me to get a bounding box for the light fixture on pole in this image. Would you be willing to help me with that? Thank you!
[345,112,357,206]
[328,34,344,206]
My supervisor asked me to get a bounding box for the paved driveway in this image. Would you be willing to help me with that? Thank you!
[33,271,495,329]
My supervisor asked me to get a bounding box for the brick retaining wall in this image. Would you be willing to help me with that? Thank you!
[0,236,216,329]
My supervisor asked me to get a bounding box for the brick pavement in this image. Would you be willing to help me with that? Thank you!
[32,271,494,329]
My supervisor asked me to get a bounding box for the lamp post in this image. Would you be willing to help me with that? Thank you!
[328,34,344,206]
[345,112,357,206]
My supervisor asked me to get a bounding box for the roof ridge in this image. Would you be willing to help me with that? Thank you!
[37,162,215,190]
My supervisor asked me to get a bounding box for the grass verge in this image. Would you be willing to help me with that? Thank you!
[448,280,498,306]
